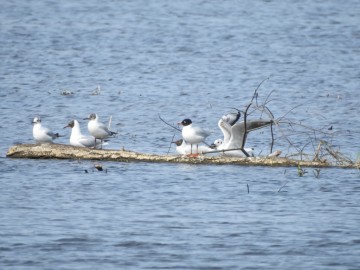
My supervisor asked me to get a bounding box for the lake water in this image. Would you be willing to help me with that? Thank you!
[1,0,360,269]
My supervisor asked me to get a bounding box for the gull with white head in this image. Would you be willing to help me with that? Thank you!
[84,113,117,149]
[32,117,61,144]
[212,115,273,157]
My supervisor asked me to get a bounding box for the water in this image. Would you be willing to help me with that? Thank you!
[1,0,360,269]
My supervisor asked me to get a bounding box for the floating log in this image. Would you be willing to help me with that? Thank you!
[6,144,358,169]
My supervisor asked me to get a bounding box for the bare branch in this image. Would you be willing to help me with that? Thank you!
[167,132,176,155]
[250,77,270,104]
[159,114,181,132]
[240,102,253,157]
[270,122,274,153]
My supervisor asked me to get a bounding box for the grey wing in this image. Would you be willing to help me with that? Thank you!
[244,120,273,132]
[78,135,96,147]
[98,122,108,131]
[229,124,246,148]
[194,126,211,138]
[229,120,273,148]
[233,120,272,133]
[99,122,117,136]
[44,128,59,140]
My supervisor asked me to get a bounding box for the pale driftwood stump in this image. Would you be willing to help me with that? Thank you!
[6,144,358,169]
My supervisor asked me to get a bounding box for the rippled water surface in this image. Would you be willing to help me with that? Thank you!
[1,0,360,269]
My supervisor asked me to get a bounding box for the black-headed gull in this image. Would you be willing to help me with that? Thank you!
[64,119,104,148]
[178,118,210,156]
[84,113,117,149]
[32,117,61,144]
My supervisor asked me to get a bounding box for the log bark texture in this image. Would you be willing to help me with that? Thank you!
[6,144,358,169]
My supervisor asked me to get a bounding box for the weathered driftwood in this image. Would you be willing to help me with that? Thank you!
[6,144,359,169]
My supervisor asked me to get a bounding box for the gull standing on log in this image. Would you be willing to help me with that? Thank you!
[178,118,210,156]
[84,113,117,149]
[32,117,61,144]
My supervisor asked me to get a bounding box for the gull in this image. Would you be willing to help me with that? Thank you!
[217,109,241,150]
[173,139,214,155]
[212,118,273,157]
[32,117,61,144]
[178,118,210,156]
[84,113,117,149]
[212,138,255,157]
[64,119,104,148]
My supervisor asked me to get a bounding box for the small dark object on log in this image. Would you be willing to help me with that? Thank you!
[94,164,103,171]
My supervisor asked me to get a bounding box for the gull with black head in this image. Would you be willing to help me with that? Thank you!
[64,119,104,148]
[178,118,210,156]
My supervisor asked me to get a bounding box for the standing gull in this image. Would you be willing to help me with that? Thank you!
[84,113,117,149]
[32,117,61,144]
[178,118,210,156]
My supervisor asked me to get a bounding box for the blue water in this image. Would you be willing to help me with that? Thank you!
[1,0,360,269]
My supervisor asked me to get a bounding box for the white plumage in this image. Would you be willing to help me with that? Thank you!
[173,139,213,155]
[64,119,103,148]
[32,117,61,144]
[84,113,117,149]
[179,119,210,155]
